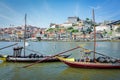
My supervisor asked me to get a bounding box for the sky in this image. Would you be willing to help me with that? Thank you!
[0,0,120,28]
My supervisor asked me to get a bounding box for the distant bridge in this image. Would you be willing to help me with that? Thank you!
[107,20,120,25]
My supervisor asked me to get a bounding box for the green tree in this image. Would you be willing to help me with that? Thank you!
[71,29,79,33]
[87,27,92,34]
[67,27,73,30]
[86,18,90,21]
[103,29,107,36]
[66,27,74,33]
[46,28,54,32]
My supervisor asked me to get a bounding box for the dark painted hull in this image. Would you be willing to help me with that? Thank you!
[6,55,71,63]
[7,57,59,62]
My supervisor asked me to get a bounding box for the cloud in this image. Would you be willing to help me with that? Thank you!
[0,14,13,21]
[0,2,23,26]
[0,2,16,14]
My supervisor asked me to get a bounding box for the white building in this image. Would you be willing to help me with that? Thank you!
[67,17,80,23]
[96,26,109,32]
[61,22,73,28]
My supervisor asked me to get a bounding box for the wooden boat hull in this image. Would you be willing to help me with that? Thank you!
[6,55,71,62]
[7,57,58,62]
[57,57,120,69]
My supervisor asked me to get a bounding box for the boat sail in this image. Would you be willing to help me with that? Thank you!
[56,9,120,69]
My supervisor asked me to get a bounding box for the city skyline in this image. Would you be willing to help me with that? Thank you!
[0,0,120,28]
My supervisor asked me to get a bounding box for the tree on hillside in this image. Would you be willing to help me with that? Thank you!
[71,29,79,33]
[103,29,107,36]
[87,27,92,34]
[67,27,73,30]
[46,28,54,33]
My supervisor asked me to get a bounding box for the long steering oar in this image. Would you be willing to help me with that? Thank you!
[0,43,18,50]
[22,46,80,68]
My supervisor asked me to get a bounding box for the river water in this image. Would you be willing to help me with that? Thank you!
[0,41,120,80]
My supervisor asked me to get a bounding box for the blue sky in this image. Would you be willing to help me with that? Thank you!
[0,0,120,28]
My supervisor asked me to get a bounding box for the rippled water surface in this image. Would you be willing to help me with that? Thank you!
[0,41,120,80]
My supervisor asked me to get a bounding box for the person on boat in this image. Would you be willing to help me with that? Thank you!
[84,49,91,55]
[80,49,91,62]
[86,56,90,62]
[84,49,91,62]
[13,46,23,57]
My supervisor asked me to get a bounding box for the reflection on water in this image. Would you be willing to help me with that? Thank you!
[0,62,120,80]
[0,41,120,80]
[0,62,67,80]
[60,67,120,80]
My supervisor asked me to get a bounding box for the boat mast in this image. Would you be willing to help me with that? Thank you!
[24,14,27,57]
[92,9,96,62]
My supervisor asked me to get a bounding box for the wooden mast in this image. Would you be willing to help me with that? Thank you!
[24,14,27,57]
[92,9,96,62]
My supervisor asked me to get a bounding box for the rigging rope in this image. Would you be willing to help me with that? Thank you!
[22,46,80,68]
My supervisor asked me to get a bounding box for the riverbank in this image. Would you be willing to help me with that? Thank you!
[40,39,120,42]
[0,38,120,42]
